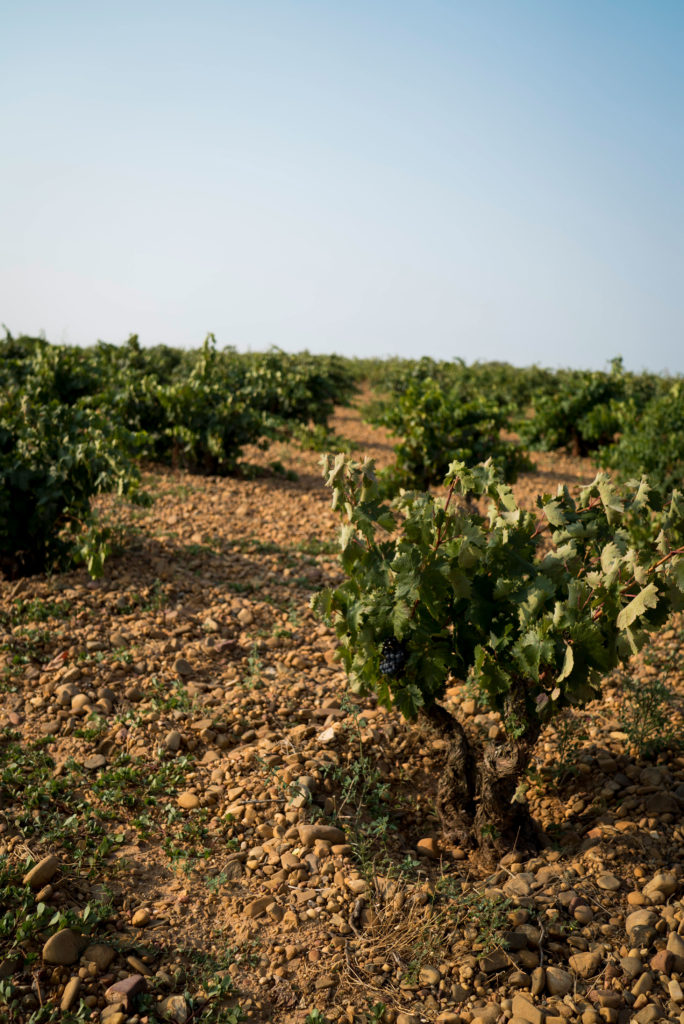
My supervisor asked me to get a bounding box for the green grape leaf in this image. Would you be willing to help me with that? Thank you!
[616,582,659,630]
[557,643,574,682]
[542,500,566,527]
[392,601,412,640]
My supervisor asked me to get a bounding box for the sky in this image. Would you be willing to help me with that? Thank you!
[2,1,683,373]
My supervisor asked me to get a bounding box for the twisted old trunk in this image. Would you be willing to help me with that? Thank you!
[424,684,541,856]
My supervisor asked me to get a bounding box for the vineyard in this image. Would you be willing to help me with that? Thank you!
[1,334,684,1024]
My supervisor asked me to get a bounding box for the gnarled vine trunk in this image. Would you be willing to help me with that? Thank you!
[424,687,541,857]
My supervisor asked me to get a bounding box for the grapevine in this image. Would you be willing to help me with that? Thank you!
[314,453,684,850]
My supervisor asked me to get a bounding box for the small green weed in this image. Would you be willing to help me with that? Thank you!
[162,808,211,874]
[432,883,512,953]
[244,645,262,689]
[0,862,113,957]
[141,943,245,1023]
[147,676,193,712]
[319,695,396,877]
[73,713,107,742]
[0,733,123,873]
[139,576,168,611]
[7,597,73,625]
[305,1011,329,1024]
[619,671,678,757]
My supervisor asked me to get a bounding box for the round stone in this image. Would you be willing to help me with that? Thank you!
[83,943,116,971]
[177,792,199,810]
[165,730,182,751]
[546,966,573,995]
[596,872,621,891]
[416,836,440,859]
[43,928,80,965]
[419,966,441,986]
[23,854,60,889]
[83,754,106,770]
[60,976,81,1012]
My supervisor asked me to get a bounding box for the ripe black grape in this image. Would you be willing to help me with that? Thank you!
[379,637,408,678]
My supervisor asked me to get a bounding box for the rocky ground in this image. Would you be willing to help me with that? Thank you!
[0,398,683,1024]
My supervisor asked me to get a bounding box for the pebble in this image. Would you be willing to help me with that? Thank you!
[416,836,440,859]
[505,873,535,897]
[620,955,642,979]
[569,951,601,978]
[509,971,532,989]
[127,955,151,976]
[669,979,684,1004]
[530,966,545,996]
[83,754,106,770]
[596,872,621,891]
[165,730,182,751]
[297,823,345,846]
[419,966,441,986]
[104,974,147,1007]
[479,950,509,973]
[632,1005,661,1024]
[159,994,190,1022]
[643,870,677,899]
[512,994,545,1024]
[177,791,200,810]
[650,949,673,973]
[667,931,684,968]
[60,976,80,1011]
[23,854,60,889]
[42,928,80,965]
[131,907,151,927]
[472,1004,499,1024]
[626,909,658,945]
[632,972,653,997]
[244,896,272,919]
[545,966,573,995]
[83,943,116,971]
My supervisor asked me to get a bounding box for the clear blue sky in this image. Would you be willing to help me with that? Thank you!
[2,1,682,372]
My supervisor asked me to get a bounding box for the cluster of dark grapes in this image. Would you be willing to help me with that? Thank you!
[379,637,408,678]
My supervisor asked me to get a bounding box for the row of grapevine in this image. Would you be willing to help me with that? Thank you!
[367,373,532,490]
[1,331,357,578]
[364,355,683,495]
[4,334,682,580]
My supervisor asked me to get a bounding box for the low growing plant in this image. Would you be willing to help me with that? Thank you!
[619,671,677,757]
[314,454,684,851]
[600,381,684,496]
[368,374,530,491]
[0,396,144,578]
